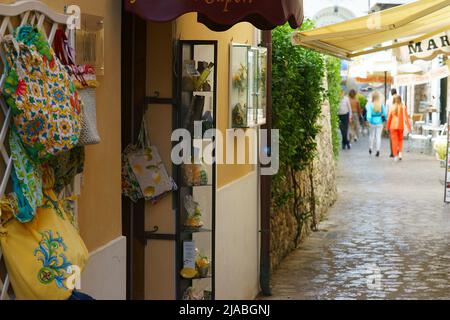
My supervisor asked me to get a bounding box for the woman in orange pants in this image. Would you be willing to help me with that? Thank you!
[387,95,411,161]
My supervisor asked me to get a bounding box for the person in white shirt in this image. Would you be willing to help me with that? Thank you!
[338,92,353,150]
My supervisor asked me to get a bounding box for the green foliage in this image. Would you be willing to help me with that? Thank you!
[271,21,343,242]
[272,21,324,175]
[271,21,326,240]
[325,57,342,159]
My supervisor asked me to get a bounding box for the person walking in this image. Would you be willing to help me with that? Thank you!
[366,91,388,157]
[349,89,362,142]
[386,89,398,158]
[338,91,353,150]
[387,94,411,162]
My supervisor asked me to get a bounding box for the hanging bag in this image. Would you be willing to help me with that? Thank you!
[2,26,82,163]
[122,115,177,203]
[0,169,89,300]
[9,128,43,223]
[53,28,101,146]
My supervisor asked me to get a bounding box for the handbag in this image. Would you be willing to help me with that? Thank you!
[2,26,82,163]
[53,28,101,146]
[0,170,89,300]
[122,115,177,203]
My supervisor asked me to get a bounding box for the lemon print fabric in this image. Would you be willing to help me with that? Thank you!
[127,146,176,202]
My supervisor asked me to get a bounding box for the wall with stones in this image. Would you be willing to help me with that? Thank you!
[270,100,338,272]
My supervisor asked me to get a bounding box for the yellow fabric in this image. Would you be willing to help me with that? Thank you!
[0,190,88,300]
[293,0,450,59]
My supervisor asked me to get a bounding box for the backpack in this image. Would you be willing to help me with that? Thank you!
[2,26,82,163]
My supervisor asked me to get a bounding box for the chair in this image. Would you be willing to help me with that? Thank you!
[412,114,425,135]
[412,113,424,122]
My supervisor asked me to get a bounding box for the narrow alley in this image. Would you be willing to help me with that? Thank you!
[266,136,450,300]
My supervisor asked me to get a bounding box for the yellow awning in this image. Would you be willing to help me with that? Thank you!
[292,0,450,60]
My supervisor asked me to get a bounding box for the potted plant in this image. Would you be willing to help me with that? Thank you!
[434,141,448,167]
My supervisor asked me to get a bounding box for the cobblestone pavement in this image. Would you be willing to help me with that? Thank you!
[265,135,450,300]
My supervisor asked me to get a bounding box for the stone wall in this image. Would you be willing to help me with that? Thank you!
[270,101,338,272]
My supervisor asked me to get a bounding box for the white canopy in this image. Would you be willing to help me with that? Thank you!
[292,0,450,60]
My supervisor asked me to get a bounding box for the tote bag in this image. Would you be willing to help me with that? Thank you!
[123,116,177,203]
[0,187,88,300]
[53,28,101,146]
[2,26,82,162]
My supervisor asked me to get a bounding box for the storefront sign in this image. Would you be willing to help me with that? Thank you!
[124,0,303,31]
[407,32,450,62]
[445,119,450,203]
[394,65,450,87]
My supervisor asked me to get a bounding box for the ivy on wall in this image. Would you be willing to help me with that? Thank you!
[326,56,342,159]
[271,21,342,242]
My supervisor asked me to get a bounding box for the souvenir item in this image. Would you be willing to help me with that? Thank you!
[182,162,208,186]
[2,26,82,162]
[194,62,214,91]
[53,28,101,146]
[202,111,214,137]
[232,103,246,127]
[0,169,88,300]
[184,95,205,135]
[180,268,198,279]
[184,195,203,229]
[196,253,210,278]
[9,129,43,223]
[48,147,85,194]
[182,287,204,300]
[123,115,177,203]
[122,144,143,203]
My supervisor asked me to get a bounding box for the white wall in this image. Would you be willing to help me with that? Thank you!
[303,0,414,21]
[81,236,127,300]
[216,171,260,300]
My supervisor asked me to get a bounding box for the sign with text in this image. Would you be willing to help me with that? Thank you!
[399,32,450,63]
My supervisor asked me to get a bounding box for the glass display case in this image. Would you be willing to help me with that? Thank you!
[230,44,267,128]
[176,40,217,301]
